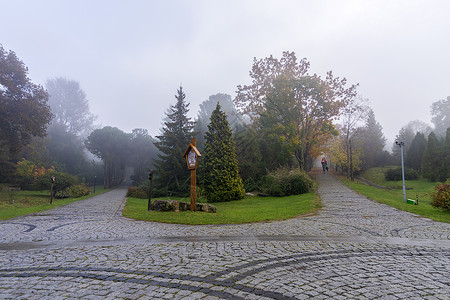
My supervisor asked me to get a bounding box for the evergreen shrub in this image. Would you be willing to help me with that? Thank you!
[384,167,419,181]
[430,179,450,210]
[263,167,313,197]
[202,102,245,203]
[243,177,258,193]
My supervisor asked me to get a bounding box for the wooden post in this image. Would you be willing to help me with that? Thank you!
[148,170,153,211]
[189,138,197,211]
[190,168,196,211]
[183,138,201,212]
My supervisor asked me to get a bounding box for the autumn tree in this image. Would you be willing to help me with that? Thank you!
[0,45,52,158]
[235,51,311,119]
[153,86,195,196]
[235,52,357,171]
[328,133,347,174]
[201,103,245,202]
[258,73,352,171]
[338,96,369,176]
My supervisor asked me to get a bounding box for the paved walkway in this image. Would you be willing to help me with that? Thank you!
[0,171,449,299]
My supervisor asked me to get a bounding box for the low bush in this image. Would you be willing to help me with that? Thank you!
[67,184,91,198]
[430,179,450,210]
[263,167,313,197]
[34,171,78,193]
[243,177,259,193]
[384,167,419,181]
[126,186,148,199]
[0,161,16,183]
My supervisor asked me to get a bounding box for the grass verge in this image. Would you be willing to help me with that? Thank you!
[0,185,109,220]
[339,167,449,223]
[123,193,320,225]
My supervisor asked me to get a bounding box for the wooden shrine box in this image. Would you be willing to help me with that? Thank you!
[183,139,201,170]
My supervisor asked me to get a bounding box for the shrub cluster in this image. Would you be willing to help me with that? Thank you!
[67,184,91,198]
[430,179,450,210]
[126,186,148,199]
[263,167,313,197]
[384,167,419,181]
[243,177,259,193]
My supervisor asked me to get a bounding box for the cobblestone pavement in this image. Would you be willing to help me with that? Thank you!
[0,171,449,299]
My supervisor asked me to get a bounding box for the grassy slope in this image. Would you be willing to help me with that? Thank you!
[0,185,108,220]
[341,167,449,223]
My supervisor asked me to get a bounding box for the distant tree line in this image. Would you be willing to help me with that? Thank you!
[1,45,449,202]
[0,44,158,194]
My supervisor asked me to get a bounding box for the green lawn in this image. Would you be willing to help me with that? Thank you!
[123,193,320,225]
[0,185,108,220]
[340,167,449,223]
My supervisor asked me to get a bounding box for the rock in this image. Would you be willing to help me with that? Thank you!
[196,203,216,213]
[150,199,215,213]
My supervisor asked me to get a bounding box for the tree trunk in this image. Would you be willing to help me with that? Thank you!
[350,139,354,181]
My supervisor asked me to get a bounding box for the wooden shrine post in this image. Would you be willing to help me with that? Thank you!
[183,138,201,211]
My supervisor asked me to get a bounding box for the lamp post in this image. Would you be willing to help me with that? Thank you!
[395,141,406,203]
[93,175,96,193]
[50,176,55,204]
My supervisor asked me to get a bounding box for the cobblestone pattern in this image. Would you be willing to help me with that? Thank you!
[0,171,449,299]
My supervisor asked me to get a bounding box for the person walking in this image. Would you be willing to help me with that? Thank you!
[321,157,328,174]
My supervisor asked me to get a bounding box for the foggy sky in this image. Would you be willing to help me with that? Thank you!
[2,0,449,145]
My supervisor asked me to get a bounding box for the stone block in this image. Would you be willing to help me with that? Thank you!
[150,199,215,213]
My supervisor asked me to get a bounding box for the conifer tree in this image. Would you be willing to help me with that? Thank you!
[359,109,386,169]
[405,132,427,172]
[421,132,442,181]
[201,103,245,202]
[154,86,195,196]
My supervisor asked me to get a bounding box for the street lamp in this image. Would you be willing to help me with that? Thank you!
[395,141,406,203]
[93,175,96,193]
[50,176,55,204]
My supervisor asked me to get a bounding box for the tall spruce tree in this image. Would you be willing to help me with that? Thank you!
[360,109,386,169]
[201,103,245,202]
[405,132,427,172]
[154,86,195,196]
[421,132,442,182]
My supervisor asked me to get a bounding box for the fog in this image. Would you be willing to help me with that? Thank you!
[1,0,449,143]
